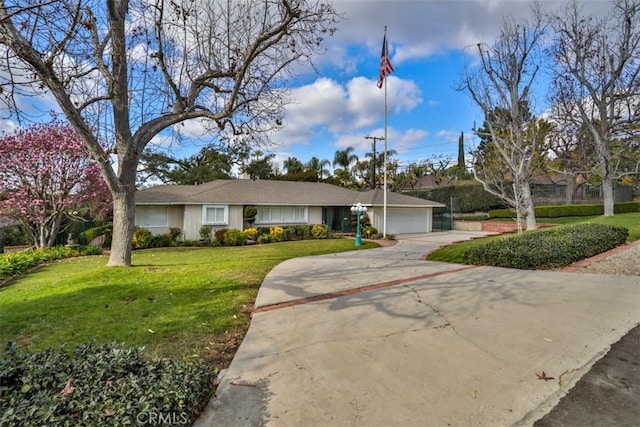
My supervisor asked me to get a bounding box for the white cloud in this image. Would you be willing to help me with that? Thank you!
[275,75,423,148]
[327,0,611,65]
[436,130,460,143]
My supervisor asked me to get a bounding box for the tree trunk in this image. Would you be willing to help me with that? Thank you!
[522,183,537,230]
[108,189,135,266]
[565,176,575,205]
[602,177,615,216]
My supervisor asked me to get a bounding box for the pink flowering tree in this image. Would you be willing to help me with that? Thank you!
[0,120,111,247]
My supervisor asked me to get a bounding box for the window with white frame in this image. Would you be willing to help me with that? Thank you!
[256,206,307,224]
[135,206,168,227]
[202,205,228,225]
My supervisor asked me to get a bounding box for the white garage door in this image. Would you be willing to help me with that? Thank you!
[386,208,429,234]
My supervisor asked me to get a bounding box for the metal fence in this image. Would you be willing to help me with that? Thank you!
[531,184,634,205]
[432,207,453,231]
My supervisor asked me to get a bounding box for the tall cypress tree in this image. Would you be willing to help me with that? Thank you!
[457,132,465,179]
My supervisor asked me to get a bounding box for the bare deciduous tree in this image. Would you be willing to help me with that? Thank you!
[0,0,339,266]
[459,14,548,232]
[546,0,640,215]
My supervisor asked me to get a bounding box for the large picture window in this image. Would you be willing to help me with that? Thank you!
[203,205,228,225]
[256,206,307,224]
[135,206,168,227]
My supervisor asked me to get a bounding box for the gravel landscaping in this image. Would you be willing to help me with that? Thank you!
[575,243,640,276]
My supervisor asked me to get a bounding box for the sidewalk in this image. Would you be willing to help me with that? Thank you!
[195,232,640,426]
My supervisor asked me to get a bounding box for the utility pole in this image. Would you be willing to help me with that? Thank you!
[365,135,385,189]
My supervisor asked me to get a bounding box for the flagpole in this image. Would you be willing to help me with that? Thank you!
[383,26,388,239]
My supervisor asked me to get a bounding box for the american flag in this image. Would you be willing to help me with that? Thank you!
[377,33,394,88]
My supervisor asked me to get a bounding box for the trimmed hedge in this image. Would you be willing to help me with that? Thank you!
[405,182,506,213]
[78,225,112,246]
[489,201,640,219]
[0,342,214,426]
[463,223,629,269]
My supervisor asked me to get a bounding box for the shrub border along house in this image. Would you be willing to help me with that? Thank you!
[463,223,629,269]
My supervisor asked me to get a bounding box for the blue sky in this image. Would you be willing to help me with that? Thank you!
[225,0,610,172]
[1,0,611,173]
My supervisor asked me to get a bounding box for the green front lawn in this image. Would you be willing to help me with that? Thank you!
[427,212,640,263]
[0,240,377,365]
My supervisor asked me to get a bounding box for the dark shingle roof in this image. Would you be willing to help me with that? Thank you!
[136,179,444,208]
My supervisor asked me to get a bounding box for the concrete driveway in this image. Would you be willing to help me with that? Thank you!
[196,232,640,427]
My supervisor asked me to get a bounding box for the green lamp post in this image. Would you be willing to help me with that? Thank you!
[350,202,368,246]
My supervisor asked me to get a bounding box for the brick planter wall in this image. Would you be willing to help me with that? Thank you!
[480,221,555,233]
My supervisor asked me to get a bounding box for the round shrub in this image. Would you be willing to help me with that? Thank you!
[243,205,257,219]
[199,226,212,242]
[224,228,247,246]
[311,224,329,239]
[214,228,227,244]
[257,233,271,244]
[150,233,173,248]
[132,227,153,249]
[243,227,258,240]
[269,226,284,242]
[169,227,182,241]
[363,226,378,238]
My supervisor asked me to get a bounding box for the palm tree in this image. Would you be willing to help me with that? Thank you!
[306,156,331,179]
[283,156,304,175]
[333,146,359,170]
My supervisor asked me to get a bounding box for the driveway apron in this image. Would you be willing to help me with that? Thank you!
[195,232,640,427]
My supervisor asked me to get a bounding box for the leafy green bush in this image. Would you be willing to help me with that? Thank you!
[79,246,103,256]
[257,233,271,244]
[199,226,212,242]
[363,226,377,238]
[223,228,247,246]
[169,227,182,241]
[295,225,312,240]
[311,224,329,239]
[0,246,102,282]
[150,233,174,248]
[0,342,215,426]
[489,201,640,219]
[0,225,28,247]
[283,226,297,241]
[132,227,154,249]
[463,223,629,269]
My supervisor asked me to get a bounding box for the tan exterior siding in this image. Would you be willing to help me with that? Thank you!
[168,206,183,230]
[308,207,323,224]
[228,205,244,230]
[183,205,203,240]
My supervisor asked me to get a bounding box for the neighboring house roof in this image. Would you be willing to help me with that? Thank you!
[406,175,453,190]
[136,179,444,208]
